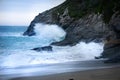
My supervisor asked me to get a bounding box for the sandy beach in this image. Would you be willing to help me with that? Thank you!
[0,60,120,80]
[11,67,120,80]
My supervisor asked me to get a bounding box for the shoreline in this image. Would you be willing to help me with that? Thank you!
[0,59,120,80]
[11,67,120,80]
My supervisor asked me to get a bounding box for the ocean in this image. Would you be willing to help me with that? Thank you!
[0,23,104,69]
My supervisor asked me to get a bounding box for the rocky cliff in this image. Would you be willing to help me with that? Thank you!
[100,13,120,63]
[24,0,120,62]
[23,0,111,45]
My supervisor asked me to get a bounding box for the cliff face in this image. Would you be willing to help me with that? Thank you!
[24,0,120,62]
[101,13,120,63]
[51,13,110,46]
[23,0,111,45]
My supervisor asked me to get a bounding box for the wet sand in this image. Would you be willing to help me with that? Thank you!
[0,60,120,80]
[11,67,120,80]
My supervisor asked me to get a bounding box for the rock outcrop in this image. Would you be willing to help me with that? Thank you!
[100,13,120,63]
[24,0,120,63]
[31,46,52,52]
[24,0,111,46]
[51,13,109,46]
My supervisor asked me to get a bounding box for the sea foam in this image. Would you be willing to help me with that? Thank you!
[34,23,66,42]
[0,24,104,68]
[0,42,103,68]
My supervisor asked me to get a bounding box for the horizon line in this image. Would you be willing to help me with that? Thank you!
[0,24,29,27]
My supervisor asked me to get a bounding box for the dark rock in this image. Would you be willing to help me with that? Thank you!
[23,23,36,36]
[100,41,120,63]
[23,31,35,36]
[100,13,120,63]
[95,56,101,59]
[23,9,58,36]
[101,44,120,58]
[24,0,120,63]
[23,0,111,45]
[104,54,120,63]
[51,13,110,46]
[110,13,120,39]
[32,46,52,52]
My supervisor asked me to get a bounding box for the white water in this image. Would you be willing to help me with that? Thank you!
[34,23,66,42]
[0,24,104,68]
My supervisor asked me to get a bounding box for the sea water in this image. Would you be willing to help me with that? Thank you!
[0,24,104,68]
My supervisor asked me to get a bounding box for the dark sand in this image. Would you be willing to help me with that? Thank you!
[0,60,120,80]
[11,67,120,80]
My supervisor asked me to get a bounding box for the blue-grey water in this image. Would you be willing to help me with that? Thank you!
[0,26,51,50]
[2,25,118,80]
[0,24,103,69]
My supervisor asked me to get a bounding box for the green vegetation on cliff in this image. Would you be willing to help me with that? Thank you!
[24,0,120,63]
[53,0,120,23]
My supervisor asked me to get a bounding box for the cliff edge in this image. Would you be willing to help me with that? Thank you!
[24,0,120,62]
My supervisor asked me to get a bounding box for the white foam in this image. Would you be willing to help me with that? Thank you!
[0,24,104,68]
[34,23,66,42]
[53,42,104,61]
[0,42,104,68]
[0,32,23,37]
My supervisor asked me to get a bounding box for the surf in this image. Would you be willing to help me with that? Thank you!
[0,24,104,68]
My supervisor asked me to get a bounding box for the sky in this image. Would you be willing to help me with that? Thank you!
[0,0,65,26]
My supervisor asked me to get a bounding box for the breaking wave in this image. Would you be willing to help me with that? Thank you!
[0,25,104,68]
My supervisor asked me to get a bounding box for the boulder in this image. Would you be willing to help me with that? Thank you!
[104,54,120,63]
[32,46,52,52]
[101,44,120,58]
[100,13,120,63]
[23,0,110,46]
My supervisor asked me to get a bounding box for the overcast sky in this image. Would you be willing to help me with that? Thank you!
[0,0,65,26]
